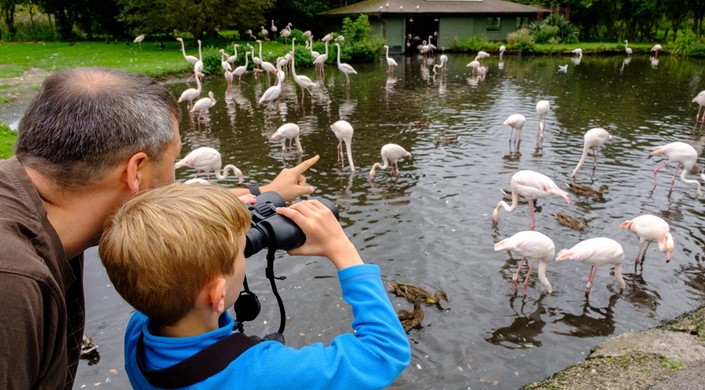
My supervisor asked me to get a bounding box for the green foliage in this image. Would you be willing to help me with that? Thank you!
[507,27,535,53]
[337,14,384,63]
[0,123,17,159]
[530,14,579,44]
[659,357,685,371]
[341,14,372,42]
[672,30,705,57]
[451,35,490,52]
[201,46,222,75]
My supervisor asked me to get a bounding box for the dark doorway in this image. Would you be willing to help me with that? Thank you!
[405,15,439,54]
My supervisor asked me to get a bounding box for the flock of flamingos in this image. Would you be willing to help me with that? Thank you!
[169,33,705,298]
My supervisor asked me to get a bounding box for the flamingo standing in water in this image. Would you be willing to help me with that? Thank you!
[330,120,355,171]
[433,55,448,76]
[619,214,674,270]
[692,90,705,126]
[189,91,216,126]
[369,143,412,180]
[232,51,250,84]
[571,128,612,177]
[651,44,662,57]
[494,231,556,294]
[556,237,626,295]
[334,43,357,86]
[651,141,705,196]
[291,38,316,103]
[492,170,571,231]
[257,40,277,84]
[384,45,398,75]
[175,147,243,183]
[313,38,330,78]
[177,71,203,109]
[503,114,527,149]
[536,100,550,139]
[271,123,303,154]
[624,40,632,56]
[258,62,284,104]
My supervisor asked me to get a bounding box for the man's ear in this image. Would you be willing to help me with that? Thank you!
[125,152,151,194]
[208,277,227,314]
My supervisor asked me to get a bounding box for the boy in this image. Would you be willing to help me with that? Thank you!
[99,183,411,389]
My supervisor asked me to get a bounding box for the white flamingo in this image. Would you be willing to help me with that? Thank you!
[495,231,556,294]
[692,90,705,126]
[556,237,626,295]
[291,38,316,103]
[651,44,662,57]
[433,55,448,76]
[571,128,612,177]
[503,114,527,148]
[177,71,203,109]
[619,214,674,267]
[384,45,398,75]
[189,91,216,125]
[176,37,199,66]
[258,63,284,104]
[271,122,303,154]
[369,143,411,180]
[232,51,249,84]
[175,147,243,183]
[258,40,277,84]
[313,39,329,78]
[334,42,357,86]
[536,100,550,138]
[270,20,277,35]
[133,34,145,49]
[651,141,705,196]
[492,170,570,231]
[624,40,632,56]
[330,120,355,172]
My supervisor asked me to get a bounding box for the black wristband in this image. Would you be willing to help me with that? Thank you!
[248,183,261,196]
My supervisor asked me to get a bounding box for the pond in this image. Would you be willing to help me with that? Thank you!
[76,52,705,389]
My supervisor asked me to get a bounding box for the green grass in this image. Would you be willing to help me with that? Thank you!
[0,123,17,159]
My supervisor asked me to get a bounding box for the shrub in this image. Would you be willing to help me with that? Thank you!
[507,27,535,53]
[672,31,702,57]
[530,14,579,44]
[201,46,222,75]
[338,14,385,63]
[451,35,490,52]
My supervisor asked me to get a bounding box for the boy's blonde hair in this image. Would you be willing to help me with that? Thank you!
[99,183,251,325]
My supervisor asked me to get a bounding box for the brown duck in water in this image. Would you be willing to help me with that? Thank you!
[568,182,608,197]
[397,294,428,332]
[413,119,432,128]
[432,136,460,146]
[555,212,588,231]
[388,281,450,310]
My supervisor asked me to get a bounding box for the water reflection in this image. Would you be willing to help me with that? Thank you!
[553,294,620,338]
[487,294,548,348]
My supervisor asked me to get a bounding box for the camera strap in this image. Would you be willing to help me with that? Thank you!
[136,330,260,389]
[265,247,287,335]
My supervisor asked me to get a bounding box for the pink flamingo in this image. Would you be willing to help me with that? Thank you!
[330,120,355,172]
[503,114,526,148]
[271,123,303,154]
[175,147,243,183]
[536,100,550,139]
[177,71,203,109]
[492,170,570,231]
[494,231,556,294]
[651,141,705,196]
[556,237,626,295]
[693,90,705,126]
[619,214,674,269]
[369,144,411,180]
[571,128,612,177]
[189,91,216,126]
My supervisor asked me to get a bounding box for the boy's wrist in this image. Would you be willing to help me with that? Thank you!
[330,241,363,270]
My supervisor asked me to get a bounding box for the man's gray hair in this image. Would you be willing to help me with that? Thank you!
[15,67,181,187]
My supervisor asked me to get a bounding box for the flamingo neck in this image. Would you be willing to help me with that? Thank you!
[336,45,341,64]
[679,169,702,194]
[179,40,187,56]
[571,144,590,177]
[198,41,202,59]
[537,261,553,294]
[324,41,329,55]
[345,140,355,171]
[215,164,243,182]
[613,263,626,289]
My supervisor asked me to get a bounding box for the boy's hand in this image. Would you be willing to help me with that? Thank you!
[261,155,319,201]
[276,200,363,270]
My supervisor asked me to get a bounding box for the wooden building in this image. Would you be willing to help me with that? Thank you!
[320,0,546,54]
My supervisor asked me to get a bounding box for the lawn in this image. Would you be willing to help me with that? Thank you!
[0,123,16,159]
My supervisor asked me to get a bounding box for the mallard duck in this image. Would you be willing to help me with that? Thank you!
[568,182,608,197]
[413,119,432,128]
[397,294,428,332]
[81,335,98,356]
[388,281,450,310]
[555,212,588,231]
[432,136,460,145]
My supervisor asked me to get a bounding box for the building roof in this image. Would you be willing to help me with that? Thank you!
[320,0,547,16]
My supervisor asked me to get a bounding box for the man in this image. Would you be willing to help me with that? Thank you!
[0,67,318,389]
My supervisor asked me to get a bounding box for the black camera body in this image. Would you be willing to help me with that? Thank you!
[244,192,339,258]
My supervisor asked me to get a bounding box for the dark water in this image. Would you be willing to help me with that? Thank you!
[77,53,705,389]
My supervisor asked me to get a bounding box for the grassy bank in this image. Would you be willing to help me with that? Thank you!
[0,123,16,159]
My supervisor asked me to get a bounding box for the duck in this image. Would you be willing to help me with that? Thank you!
[413,119,432,128]
[568,182,608,197]
[555,212,588,231]
[388,281,450,310]
[432,136,460,146]
[397,294,428,333]
[81,335,98,356]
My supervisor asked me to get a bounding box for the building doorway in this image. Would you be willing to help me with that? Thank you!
[405,15,439,54]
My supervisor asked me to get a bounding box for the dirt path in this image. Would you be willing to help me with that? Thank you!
[0,68,52,128]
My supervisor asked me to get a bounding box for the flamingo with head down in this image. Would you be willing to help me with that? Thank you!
[495,230,556,294]
[619,214,674,269]
[556,237,626,295]
[571,128,612,178]
[369,143,411,180]
[175,147,243,183]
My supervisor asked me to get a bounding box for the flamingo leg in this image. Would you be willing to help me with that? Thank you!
[640,241,652,265]
[652,161,670,186]
[523,259,535,295]
[585,265,598,295]
[512,257,526,290]
[337,142,344,166]
[528,199,537,231]
[701,110,705,127]
[668,164,681,193]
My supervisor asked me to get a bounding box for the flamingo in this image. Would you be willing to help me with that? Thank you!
[271,123,303,154]
[492,170,571,231]
[280,22,292,44]
[219,49,233,92]
[384,45,398,75]
[619,214,674,269]
[270,20,277,35]
[571,128,612,177]
[232,51,249,84]
[466,60,480,75]
[334,43,357,86]
[226,44,239,66]
[536,100,550,139]
[494,231,556,295]
[258,63,284,104]
[624,40,632,56]
[176,38,199,66]
[175,147,243,183]
[308,37,321,59]
[692,90,705,126]
[192,40,203,79]
[312,39,329,78]
[651,44,662,57]
[189,91,216,126]
[503,114,527,148]
[369,143,412,180]
[330,120,355,172]
[258,40,277,84]
[133,34,145,50]
[291,38,316,103]
[499,45,506,58]
[251,44,262,74]
[556,237,626,295]
[572,48,583,58]
[260,25,269,40]
[177,71,203,109]
[433,55,447,76]
[651,141,705,196]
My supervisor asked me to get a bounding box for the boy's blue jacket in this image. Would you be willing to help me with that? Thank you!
[124,264,411,389]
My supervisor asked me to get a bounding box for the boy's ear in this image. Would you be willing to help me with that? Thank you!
[208,277,227,314]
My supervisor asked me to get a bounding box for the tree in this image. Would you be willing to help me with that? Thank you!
[662,0,690,40]
[1,0,17,39]
[36,0,90,40]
